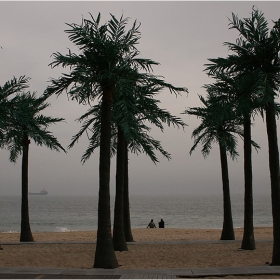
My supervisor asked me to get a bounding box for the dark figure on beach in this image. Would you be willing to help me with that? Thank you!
[147,219,156,228]
[158,219,165,228]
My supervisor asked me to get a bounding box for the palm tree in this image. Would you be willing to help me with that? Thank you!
[203,70,261,249]
[112,83,186,250]
[4,91,65,242]
[117,81,186,245]
[235,9,280,264]
[228,9,280,262]
[206,7,280,261]
[46,13,165,268]
[185,92,244,240]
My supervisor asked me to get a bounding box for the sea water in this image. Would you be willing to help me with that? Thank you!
[0,194,273,233]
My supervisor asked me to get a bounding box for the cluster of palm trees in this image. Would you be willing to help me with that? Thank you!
[186,7,280,264]
[0,76,66,242]
[41,13,187,268]
[0,12,187,269]
[1,7,280,269]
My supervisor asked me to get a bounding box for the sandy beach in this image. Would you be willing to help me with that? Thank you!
[0,227,276,272]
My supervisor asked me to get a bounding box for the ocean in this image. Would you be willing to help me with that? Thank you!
[0,194,273,233]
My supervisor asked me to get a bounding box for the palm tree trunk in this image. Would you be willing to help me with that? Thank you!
[265,102,280,265]
[113,127,128,251]
[219,142,235,240]
[20,133,34,242]
[94,85,119,268]
[123,142,134,242]
[241,115,255,250]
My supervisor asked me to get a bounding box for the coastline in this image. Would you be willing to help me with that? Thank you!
[0,227,274,270]
[0,226,274,242]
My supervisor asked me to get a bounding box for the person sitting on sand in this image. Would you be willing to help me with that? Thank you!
[147,219,156,228]
[158,219,165,228]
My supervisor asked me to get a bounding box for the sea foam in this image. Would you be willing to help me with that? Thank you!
[55,227,72,232]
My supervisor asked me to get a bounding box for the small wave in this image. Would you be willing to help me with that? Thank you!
[55,227,77,232]
[0,230,20,233]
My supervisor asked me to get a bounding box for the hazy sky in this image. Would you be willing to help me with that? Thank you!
[1,1,280,197]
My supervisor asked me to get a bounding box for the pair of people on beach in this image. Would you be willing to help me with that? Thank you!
[147,219,165,228]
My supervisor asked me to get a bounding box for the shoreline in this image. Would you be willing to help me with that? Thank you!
[0,226,274,242]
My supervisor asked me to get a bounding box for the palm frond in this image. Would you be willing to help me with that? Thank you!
[3,91,66,162]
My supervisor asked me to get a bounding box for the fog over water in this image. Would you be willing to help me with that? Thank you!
[0,1,280,197]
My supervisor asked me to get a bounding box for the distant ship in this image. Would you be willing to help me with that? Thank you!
[28,188,48,195]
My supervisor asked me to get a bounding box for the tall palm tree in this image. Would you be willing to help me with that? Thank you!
[203,70,261,249]
[112,81,186,250]
[228,9,280,262]
[206,7,280,262]
[185,92,244,240]
[46,13,167,268]
[231,8,280,265]
[4,91,65,242]
[117,81,186,245]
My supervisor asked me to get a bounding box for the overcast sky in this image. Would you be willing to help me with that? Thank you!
[1,1,280,197]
